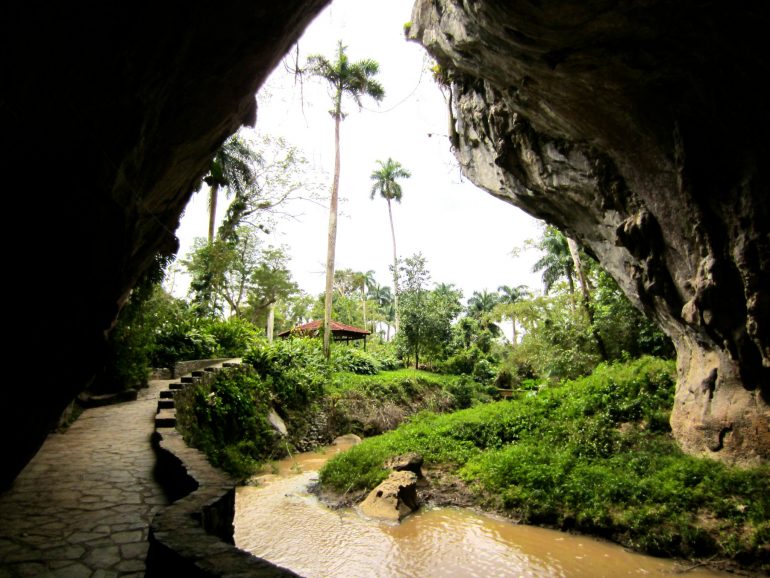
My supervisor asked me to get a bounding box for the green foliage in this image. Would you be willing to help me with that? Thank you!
[319,357,770,565]
[306,40,385,119]
[332,347,379,375]
[506,292,601,382]
[151,314,220,369]
[244,338,329,409]
[326,369,488,437]
[396,255,463,367]
[591,269,674,359]
[204,317,261,357]
[370,158,411,204]
[96,254,173,392]
[175,366,274,478]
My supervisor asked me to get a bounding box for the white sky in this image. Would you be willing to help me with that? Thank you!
[170,0,545,303]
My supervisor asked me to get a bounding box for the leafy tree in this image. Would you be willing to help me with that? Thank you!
[306,41,385,359]
[183,228,260,317]
[183,238,236,317]
[370,157,411,333]
[396,254,461,368]
[246,246,298,342]
[217,135,322,243]
[200,134,262,243]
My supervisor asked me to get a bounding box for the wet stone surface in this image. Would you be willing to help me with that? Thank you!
[0,381,171,577]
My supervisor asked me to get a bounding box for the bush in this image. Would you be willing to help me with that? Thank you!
[244,338,328,409]
[472,358,497,385]
[175,366,275,478]
[206,317,261,357]
[332,347,379,375]
[374,354,402,371]
[151,318,220,368]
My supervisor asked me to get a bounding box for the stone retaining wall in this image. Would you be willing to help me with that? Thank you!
[147,364,298,577]
[150,358,235,381]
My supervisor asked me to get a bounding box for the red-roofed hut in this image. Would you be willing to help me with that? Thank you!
[277,320,371,348]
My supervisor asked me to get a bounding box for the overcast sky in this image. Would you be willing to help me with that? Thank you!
[170,0,545,303]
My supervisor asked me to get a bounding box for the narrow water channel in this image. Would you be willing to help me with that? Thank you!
[234,440,729,578]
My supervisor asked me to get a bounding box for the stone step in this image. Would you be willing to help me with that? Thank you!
[180,376,195,384]
[155,409,176,428]
[204,367,218,373]
[169,382,185,390]
[191,370,205,378]
[159,390,175,399]
[222,362,240,368]
[157,399,174,410]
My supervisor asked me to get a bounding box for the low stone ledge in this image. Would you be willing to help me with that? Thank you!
[173,358,234,379]
[149,365,296,577]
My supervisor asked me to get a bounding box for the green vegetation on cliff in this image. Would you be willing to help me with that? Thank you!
[319,357,769,567]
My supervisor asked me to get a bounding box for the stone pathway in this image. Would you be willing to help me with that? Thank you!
[0,380,173,577]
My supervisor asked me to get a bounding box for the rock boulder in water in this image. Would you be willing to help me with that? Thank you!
[359,471,419,521]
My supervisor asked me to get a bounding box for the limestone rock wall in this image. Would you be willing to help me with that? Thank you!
[410,0,769,464]
[1,1,330,489]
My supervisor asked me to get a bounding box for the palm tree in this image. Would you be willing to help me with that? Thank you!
[306,41,385,359]
[467,290,501,335]
[352,270,376,332]
[201,135,262,243]
[533,227,608,359]
[369,283,393,339]
[370,157,411,334]
[532,226,575,295]
[497,284,530,345]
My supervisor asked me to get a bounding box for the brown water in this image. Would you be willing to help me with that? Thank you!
[235,441,729,578]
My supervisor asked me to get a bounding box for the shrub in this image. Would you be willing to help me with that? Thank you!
[206,317,261,357]
[176,366,275,478]
[332,347,379,375]
[244,338,328,409]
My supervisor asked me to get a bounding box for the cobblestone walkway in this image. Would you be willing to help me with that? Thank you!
[0,380,172,577]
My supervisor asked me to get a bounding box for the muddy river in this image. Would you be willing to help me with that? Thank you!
[234,440,728,577]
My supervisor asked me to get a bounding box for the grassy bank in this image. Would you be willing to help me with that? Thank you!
[319,357,769,569]
[174,338,491,478]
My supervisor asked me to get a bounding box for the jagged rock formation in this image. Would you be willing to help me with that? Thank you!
[410,0,769,464]
[1,1,330,489]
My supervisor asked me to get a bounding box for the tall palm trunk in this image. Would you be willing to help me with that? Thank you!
[567,237,608,360]
[361,284,367,331]
[387,198,400,333]
[323,114,342,359]
[266,302,275,344]
[208,183,220,242]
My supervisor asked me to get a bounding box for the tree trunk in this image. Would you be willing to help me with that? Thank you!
[208,183,219,243]
[266,302,275,343]
[387,198,400,333]
[362,285,367,331]
[512,318,517,346]
[567,237,608,360]
[323,114,342,359]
